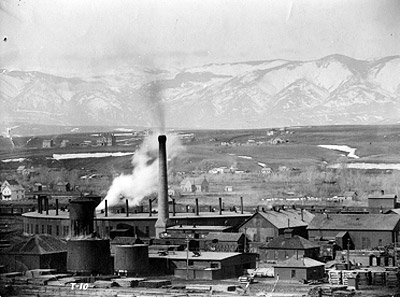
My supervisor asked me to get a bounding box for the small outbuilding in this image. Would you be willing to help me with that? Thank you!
[0,235,67,273]
[273,256,325,282]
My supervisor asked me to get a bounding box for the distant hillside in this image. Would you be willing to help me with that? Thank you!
[1,54,400,129]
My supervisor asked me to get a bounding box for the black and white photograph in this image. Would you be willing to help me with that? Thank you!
[1,0,400,295]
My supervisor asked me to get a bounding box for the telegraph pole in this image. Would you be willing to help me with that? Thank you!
[186,235,190,280]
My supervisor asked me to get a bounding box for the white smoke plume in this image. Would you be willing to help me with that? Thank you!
[96,132,184,211]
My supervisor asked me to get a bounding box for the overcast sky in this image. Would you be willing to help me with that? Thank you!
[0,0,399,75]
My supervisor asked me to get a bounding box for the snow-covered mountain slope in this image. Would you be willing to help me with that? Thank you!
[1,54,400,129]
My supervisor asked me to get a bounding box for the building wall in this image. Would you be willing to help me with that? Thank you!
[0,253,67,272]
[308,229,395,250]
[23,213,250,239]
[23,216,70,238]
[369,198,396,214]
[239,214,279,242]
[152,254,256,280]
[238,213,307,242]
[275,266,324,281]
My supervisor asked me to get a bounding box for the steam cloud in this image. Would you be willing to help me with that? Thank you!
[96,132,183,211]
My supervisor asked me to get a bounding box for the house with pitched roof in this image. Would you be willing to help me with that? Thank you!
[180,176,209,193]
[308,213,400,250]
[201,232,249,253]
[259,229,320,262]
[238,207,313,243]
[1,180,25,200]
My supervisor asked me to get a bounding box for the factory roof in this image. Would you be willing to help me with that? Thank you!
[239,209,309,230]
[167,225,232,232]
[5,235,67,255]
[22,210,251,220]
[273,256,325,268]
[149,251,243,261]
[308,214,400,231]
[260,235,320,250]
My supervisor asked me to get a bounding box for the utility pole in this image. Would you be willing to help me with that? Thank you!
[244,227,247,253]
[347,238,350,270]
[186,235,190,280]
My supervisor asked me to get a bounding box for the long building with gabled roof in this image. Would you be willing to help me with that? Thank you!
[307,213,400,250]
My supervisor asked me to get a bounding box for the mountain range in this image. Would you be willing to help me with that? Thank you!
[1,54,400,130]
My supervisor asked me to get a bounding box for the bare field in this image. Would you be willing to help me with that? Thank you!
[2,125,400,202]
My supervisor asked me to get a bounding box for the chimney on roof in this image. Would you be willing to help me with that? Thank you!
[148,198,152,217]
[284,228,293,239]
[381,190,385,195]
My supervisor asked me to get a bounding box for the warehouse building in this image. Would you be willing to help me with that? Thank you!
[149,251,257,280]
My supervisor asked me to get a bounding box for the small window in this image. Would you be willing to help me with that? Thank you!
[47,225,52,235]
[145,226,150,237]
[291,270,296,278]
[41,225,45,234]
[210,262,220,269]
[56,226,59,236]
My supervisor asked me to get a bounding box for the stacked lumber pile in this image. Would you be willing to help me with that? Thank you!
[328,270,342,285]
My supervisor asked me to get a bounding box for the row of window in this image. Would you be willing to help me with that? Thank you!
[25,222,153,238]
[25,223,69,236]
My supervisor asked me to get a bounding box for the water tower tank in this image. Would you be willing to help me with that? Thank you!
[69,198,97,237]
[67,239,111,275]
[114,244,149,275]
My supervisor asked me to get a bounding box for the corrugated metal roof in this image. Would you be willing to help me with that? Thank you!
[308,214,400,231]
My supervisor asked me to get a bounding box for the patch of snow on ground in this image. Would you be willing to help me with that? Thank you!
[1,158,25,163]
[53,152,134,160]
[318,144,359,159]
[238,155,253,159]
[328,163,400,170]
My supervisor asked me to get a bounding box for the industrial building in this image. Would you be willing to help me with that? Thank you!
[149,251,257,280]
[259,229,320,262]
[0,235,67,272]
[16,135,257,281]
[308,213,400,250]
[237,207,312,244]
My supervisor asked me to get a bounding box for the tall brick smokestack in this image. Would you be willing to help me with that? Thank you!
[155,135,171,238]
